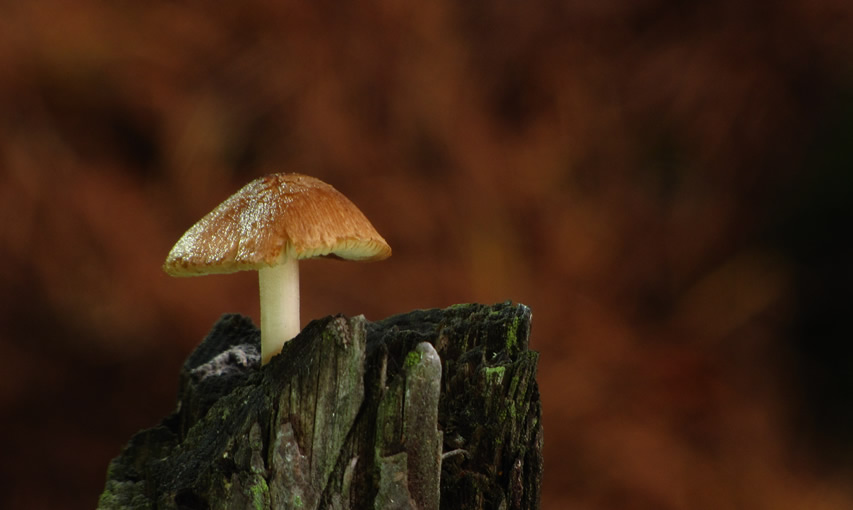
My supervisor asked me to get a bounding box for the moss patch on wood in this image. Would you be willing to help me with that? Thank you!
[98,302,542,509]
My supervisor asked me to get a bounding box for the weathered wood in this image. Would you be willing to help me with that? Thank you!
[98,302,542,509]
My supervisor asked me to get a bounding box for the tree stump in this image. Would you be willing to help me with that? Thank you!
[98,302,542,509]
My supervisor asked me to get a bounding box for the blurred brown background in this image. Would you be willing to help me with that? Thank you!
[2,1,853,508]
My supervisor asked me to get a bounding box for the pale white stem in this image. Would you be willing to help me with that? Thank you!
[259,258,300,364]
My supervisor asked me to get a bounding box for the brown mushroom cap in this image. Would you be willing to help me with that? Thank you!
[163,173,391,276]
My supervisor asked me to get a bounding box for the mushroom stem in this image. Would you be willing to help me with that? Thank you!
[258,258,300,364]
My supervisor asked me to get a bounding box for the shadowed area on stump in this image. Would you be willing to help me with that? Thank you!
[98,302,542,510]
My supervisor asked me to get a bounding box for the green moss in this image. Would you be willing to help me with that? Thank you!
[496,405,508,423]
[404,350,422,368]
[484,366,506,385]
[489,302,512,317]
[508,402,518,420]
[495,395,524,425]
[249,478,269,510]
[97,489,114,507]
[508,370,522,399]
[96,481,149,510]
[506,315,520,351]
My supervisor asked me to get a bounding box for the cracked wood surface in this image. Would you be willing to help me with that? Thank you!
[98,302,542,510]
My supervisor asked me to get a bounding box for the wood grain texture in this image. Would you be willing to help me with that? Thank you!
[98,302,542,510]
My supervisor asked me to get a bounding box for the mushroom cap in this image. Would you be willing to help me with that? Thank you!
[163,173,391,276]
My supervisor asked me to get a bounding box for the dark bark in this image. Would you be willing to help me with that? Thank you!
[98,302,542,510]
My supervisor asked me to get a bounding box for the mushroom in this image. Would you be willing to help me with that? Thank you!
[163,173,391,364]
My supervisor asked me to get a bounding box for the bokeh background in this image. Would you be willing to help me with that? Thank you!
[2,1,853,508]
